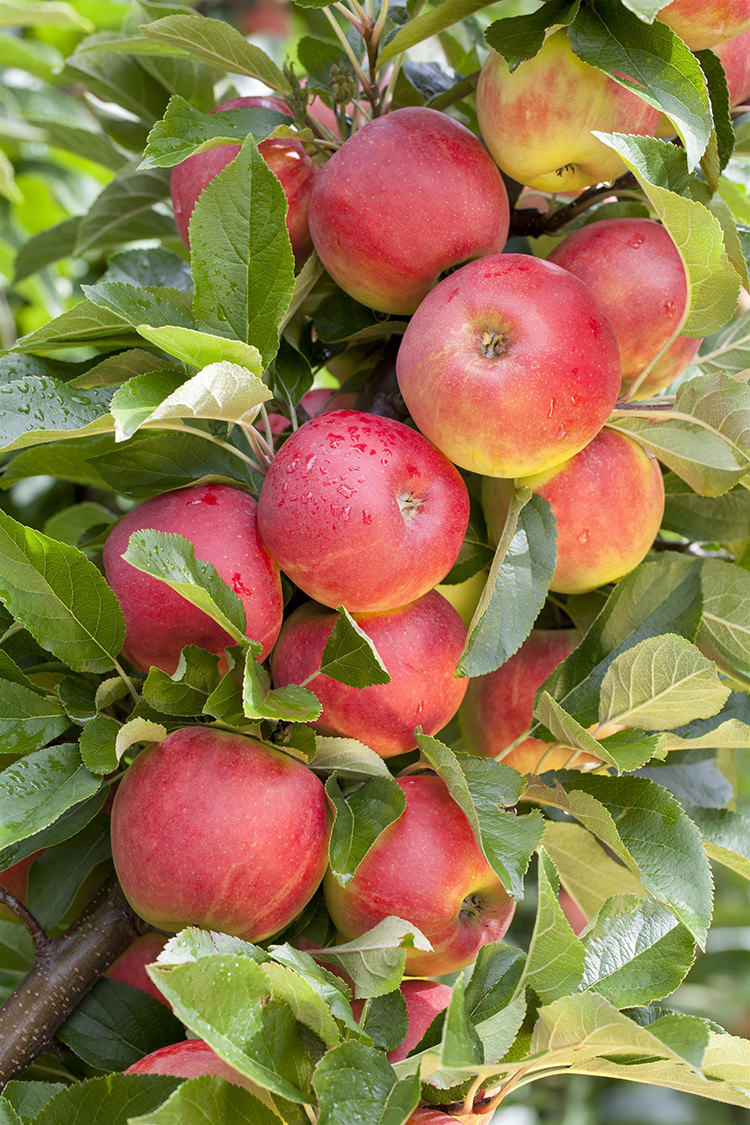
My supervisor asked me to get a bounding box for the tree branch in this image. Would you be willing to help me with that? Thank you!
[509,173,638,238]
[0,878,146,1088]
[0,888,50,958]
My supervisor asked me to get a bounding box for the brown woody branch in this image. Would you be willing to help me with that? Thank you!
[509,172,639,238]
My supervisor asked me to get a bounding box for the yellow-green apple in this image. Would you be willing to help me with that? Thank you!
[395,254,621,479]
[105,933,169,1006]
[103,483,283,674]
[559,889,587,935]
[127,1039,250,1085]
[309,107,510,315]
[324,775,515,975]
[459,629,599,772]
[270,592,467,757]
[111,728,331,940]
[351,979,453,1061]
[257,411,470,612]
[657,0,750,50]
[476,30,662,192]
[548,218,701,400]
[169,96,317,262]
[715,28,750,106]
[482,430,665,594]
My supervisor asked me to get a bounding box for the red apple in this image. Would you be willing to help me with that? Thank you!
[715,29,750,106]
[559,889,588,935]
[111,727,331,940]
[324,775,515,976]
[309,107,509,315]
[0,851,42,921]
[105,933,169,1006]
[396,254,621,479]
[658,0,750,50]
[257,411,470,612]
[459,629,598,772]
[548,218,701,400]
[351,979,452,1062]
[482,429,665,595]
[267,387,358,435]
[127,1038,249,1085]
[409,1113,492,1124]
[169,96,317,261]
[103,483,283,675]
[477,30,662,192]
[271,592,468,757]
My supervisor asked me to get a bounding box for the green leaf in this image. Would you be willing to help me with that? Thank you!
[12,300,139,354]
[143,95,290,168]
[326,775,406,886]
[191,136,295,368]
[697,48,735,175]
[543,822,644,921]
[14,216,83,283]
[581,895,696,1007]
[0,680,68,755]
[698,558,750,680]
[115,717,167,762]
[25,816,111,930]
[83,281,194,333]
[79,716,122,775]
[0,1103,22,1125]
[534,690,654,773]
[313,1042,420,1125]
[306,917,432,999]
[267,943,360,1034]
[440,972,483,1068]
[598,633,730,730]
[0,789,106,872]
[319,608,391,688]
[0,744,101,852]
[33,1074,181,1125]
[58,979,184,1071]
[379,0,505,66]
[698,310,750,377]
[44,502,115,547]
[522,851,585,1004]
[136,325,264,373]
[122,529,246,644]
[594,135,740,336]
[464,944,527,1064]
[359,991,408,1053]
[417,733,543,900]
[0,377,112,454]
[143,645,221,715]
[242,646,321,722]
[571,1,712,171]
[64,50,170,124]
[3,1082,65,1120]
[484,0,580,72]
[458,490,556,677]
[310,736,392,781]
[662,473,750,542]
[129,1076,282,1125]
[0,509,125,673]
[74,167,173,256]
[0,0,93,29]
[684,803,750,880]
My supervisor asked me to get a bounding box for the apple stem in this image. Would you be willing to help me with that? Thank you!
[509,173,638,238]
[0,887,50,958]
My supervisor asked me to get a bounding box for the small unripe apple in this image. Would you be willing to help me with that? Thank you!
[169,96,317,262]
[309,107,510,315]
[658,0,750,50]
[396,254,621,479]
[477,30,662,192]
[105,933,169,1006]
[103,483,283,675]
[111,727,331,941]
[324,774,515,976]
[271,592,467,757]
[483,430,665,595]
[548,218,701,400]
[257,411,470,612]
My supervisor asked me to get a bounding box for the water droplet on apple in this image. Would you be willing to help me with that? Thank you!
[628,233,644,248]
[578,528,590,544]
[547,398,556,419]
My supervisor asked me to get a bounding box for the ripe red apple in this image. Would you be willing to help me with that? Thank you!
[559,889,587,935]
[103,483,283,675]
[657,0,750,50]
[309,107,510,315]
[127,1038,249,1085]
[169,96,317,261]
[351,979,452,1062]
[477,30,662,192]
[396,254,621,479]
[267,386,358,434]
[459,629,599,772]
[111,728,331,940]
[257,411,470,612]
[0,851,41,921]
[483,429,665,595]
[548,218,701,400]
[324,775,515,976]
[271,592,468,757]
[409,1113,492,1124]
[105,933,169,1006]
[715,29,750,106]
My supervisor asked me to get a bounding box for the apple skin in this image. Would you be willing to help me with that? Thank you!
[267,386,358,434]
[459,629,598,771]
[715,29,750,106]
[483,430,665,595]
[102,483,283,675]
[658,0,750,50]
[477,30,662,192]
[324,775,515,976]
[548,218,702,400]
[111,727,331,941]
[105,933,169,1006]
[351,979,452,1062]
[409,1113,491,1124]
[559,889,587,935]
[0,851,42,921]
[271,592,468,757]
[169,96,317,261]
[396,254,621,479]
[309,106,510,315]
[257,411,470,612]
[127,1038,250,1086]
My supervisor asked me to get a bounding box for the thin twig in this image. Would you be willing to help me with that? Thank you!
[509,173,638,238]
[0,888,51,957]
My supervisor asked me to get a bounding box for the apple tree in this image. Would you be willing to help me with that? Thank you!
[0,0,749,1121]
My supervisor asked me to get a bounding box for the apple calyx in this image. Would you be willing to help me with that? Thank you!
[398,491,426,518]
[479,329,508,359]
[459,892,486,924]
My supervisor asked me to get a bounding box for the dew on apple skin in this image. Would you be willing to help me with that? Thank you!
[547,398,556,419]
[664,299,676,317]
[628,233,645,248]
[578,528,590,544]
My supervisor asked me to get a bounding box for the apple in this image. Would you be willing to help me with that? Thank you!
[715,29,750,107]
[0,851,42,921]
[483,430,665,595]
[111,727,331,941]
[309,107,510,315]
[324,774,515,975]
[257,410,470,612]
[460,629,600,772]
[351,979,452,1062]
[548,218,701,400]
[169,96,317,261]
[396,254,621,479]
[409,1113,492,1124]
[476,30,662,192]
[657,0,750,50]
[105,933,169,1006]
[559,889,587,935]
[436,570,487,628]
[103,483,283,675]
[127,1038,250,1085]
[271,591,468,757]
